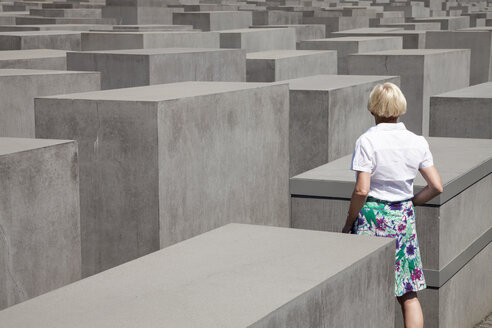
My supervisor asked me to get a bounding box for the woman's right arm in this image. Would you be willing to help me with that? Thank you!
[412,165,443,206]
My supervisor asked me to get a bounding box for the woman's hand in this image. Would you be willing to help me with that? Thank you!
[342,216,356,234]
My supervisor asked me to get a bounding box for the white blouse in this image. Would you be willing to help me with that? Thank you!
[350,122,434,202]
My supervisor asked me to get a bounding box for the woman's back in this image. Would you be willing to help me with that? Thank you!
[351,122,433,202]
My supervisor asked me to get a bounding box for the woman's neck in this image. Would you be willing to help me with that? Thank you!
[375,116,399,125]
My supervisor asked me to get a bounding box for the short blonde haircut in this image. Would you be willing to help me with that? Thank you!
[367,82,407,118]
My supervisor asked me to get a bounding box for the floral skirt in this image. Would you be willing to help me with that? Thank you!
[352,196,426,297]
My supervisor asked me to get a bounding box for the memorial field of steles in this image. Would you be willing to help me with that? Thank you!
[0,0,490,327]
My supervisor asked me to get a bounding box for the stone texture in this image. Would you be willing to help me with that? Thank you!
[348,49,471,135]
[67,48,246,89]
[0,69,100,137]
[172,11,253,31]
[35,82,290,278]
[430,82,492,139]
[0,49,66,69]
[246,50,337,82]
[0,224,395,328]
[0,138,81,310]
[0,31,81,50]
[219,28,296,52]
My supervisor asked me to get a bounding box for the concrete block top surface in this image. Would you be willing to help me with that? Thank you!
[246,49,334,59]
[39,81,279,102]
[0,223,393,328]
[350,48,469,56]
[334,27,404,33]
[0,137,74,156]
[0,49,67,59]
[69,47,240,55]
[290,137,492,205]
[432,82,492,99]
[284,74,400,91]
[219,27,293,33]
[0,68,94,77]
[0,30,81,36]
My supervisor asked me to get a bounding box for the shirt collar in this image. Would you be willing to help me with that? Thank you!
[371,122,407,131]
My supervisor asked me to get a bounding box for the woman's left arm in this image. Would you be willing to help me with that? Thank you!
[342,171,371,233]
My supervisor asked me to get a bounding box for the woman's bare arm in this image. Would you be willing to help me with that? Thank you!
[342,171,371,233]
[412,166,443,206]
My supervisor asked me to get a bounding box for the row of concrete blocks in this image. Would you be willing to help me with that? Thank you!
[1,27,492,85]
[0,74,490,309]
[2,45,490,140]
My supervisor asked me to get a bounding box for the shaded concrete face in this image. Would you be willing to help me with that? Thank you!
[287,74,400,177]
[332,30,426,49]
[0,69,101,138]
[67,48,246,90]
[173,11,253,31]
[0,31,82,51]
[252,24,325,42]
[35,82,290,277]
[219,28,297,52]
[430,82,492,139]
[81,31,220,51]
[298,36,402,74]
[347,49,471,135]
[0,138,81,310]
[102,6,177,25]
[425,31,492,85]
[246,50,337,82]
[0,224,395,328]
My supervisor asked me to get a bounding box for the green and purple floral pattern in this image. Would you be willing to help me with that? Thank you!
[352,197,426,297]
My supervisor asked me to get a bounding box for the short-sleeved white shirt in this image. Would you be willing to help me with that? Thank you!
[350,122,434,202]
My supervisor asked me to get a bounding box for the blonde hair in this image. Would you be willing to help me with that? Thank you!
[367,82,407,118]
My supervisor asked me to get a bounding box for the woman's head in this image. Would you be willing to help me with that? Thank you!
[367,82,407,119]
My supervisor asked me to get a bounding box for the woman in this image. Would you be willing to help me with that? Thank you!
[342,83,443,328]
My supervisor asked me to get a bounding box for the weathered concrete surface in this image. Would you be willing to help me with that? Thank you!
[430,82,492,139]
[410,16,471,30]
[348,49,471,135]
[298,36,402,74]
[0,69,100,137]
[246,50,337,82]
[219,28,296,52]
[0,49,66,69]
[67,48,245,89]
[0,24,113,31]
[332,29,426,49]
[173,11,252,31]
[286,74,400,177]
[303,16,370,36]
[251,24,325,42]
[0,138,81,310]
[425,31,492,85]
[0,31,81,50]
[35,82,290,277]
[0,224,395,328]
[290,137,492,327]
[81,31,220,51]
[102,0,184,25]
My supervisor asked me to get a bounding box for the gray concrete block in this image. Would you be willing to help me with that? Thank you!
[252,10,303,25]
[252,24,325,42]
[0,69,100,137]
[246,50,337,82]
[67,48,245,89]
[81,31,220,51]
[0,24,113,32]
[303,16,370,35]
[0,223,396,328]
[102,2,180,25]
[0,31,81,50]
[112,24,193,32]
[430,82,492,139]
[15,16,116,25]
[0,49,66,69]
[425,30,492,85]
[29,8,102,18]
[410,16,470,30]
[173,11,253,31]
[0,138,81,310]
[377,22,441,30]
[286,74,400,177]
[35,81,290,277]
[298,36,402,74]
[348,49,471,135]
[333,29,426,49]
[219,27,296,52]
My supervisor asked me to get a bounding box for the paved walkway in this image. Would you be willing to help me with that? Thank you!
[475,312,492,328]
